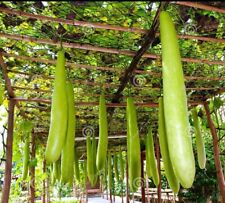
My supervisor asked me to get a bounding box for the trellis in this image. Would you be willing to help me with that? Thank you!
[0,1,224,203]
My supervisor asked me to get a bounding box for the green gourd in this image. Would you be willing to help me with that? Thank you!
[126,97,141,192]
[145,127,159,186]
[92,137,98,186]
[87,136,94,185]
[61,81,75,183]
[45,50,68,163]
[22,137,30,180]
[192,108,206,169]
[160,11,195,188]
[96,93,108,171]
[53,157,61,182]
[114,153,120,182]
[119,147,125,181]
[158,97,180,194]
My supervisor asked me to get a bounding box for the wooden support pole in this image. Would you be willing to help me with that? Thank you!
[106,183,108,200]
[126,155,129,203]
[46,172,50,203]
[110,188,112,203]
[204,102,225,202]
[42,159,46,203]
[146,175,150,203]
[30,132,36,203]
[1,99,15,203]
[156,137,161,203]
[141,151,145,203]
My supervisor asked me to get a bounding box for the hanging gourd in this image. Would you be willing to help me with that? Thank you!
[160,11,195,188]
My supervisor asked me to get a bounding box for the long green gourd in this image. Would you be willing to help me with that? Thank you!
[22,120,33,180]
[87,136,94,185]
[145,127,159,187]
[113,153,120,182]
[158,97,180,194]
[74,148,80,182]
[160,11,195,188]
[192,108,206,169]
[92,137,98,186]
[53,157,61,182]
[96,93,108,171]
[45,50,68,163]
[127,97,141,192]
[83,160,87,190]
[119,147,124,181]
[22,136,30,180]
[61,81,75,183]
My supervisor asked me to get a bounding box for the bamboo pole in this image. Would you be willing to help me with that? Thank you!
[0,33,224,66]
[0,99,15,203]
[204,102,225,202]
[0,7,224,43]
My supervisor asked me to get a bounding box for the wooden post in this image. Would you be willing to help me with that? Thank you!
[1,99,15,203]
[146,175,150,203]
[30,132,36,203]
[110,189,112,203]
[204,102,225,202]
[126,156,129,203]
[42,159,46,203]
[106,184,108,200]
[141,151,145,203]
[46,172,50,203]
[156,137,161,203]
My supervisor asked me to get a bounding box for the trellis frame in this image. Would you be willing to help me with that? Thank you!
[0,1,225,203]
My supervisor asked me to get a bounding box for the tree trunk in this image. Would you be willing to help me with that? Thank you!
[1,99,15,203]
[204,102,225,202]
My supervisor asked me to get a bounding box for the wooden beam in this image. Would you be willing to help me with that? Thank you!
[11,85,223,95]
[4,53,225,82]
[203,102,225,202]
[0,99,15,203]
[0,7,224,43]
[175,1,225,14]
[12,97,204,107]
[0,33,224,66]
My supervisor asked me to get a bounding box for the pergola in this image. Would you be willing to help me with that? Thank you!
[0,1,224,203]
